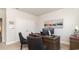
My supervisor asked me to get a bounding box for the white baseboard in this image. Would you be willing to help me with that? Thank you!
[6,40,19,45]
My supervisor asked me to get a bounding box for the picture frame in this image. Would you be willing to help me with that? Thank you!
[44,19,63,28]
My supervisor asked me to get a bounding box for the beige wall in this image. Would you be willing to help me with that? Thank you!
[6,8,38,44]
[39,8,79,44]
[2,8,79,45]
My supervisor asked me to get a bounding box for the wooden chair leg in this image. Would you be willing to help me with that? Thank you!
[20,44,22,50]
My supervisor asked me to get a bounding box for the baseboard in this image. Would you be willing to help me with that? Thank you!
[6,40,20,45]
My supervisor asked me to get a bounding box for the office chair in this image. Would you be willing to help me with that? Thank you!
[19,32,28,50]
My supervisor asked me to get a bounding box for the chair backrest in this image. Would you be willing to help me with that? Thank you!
[42,28,49,35]
[19,32,25,43]
[49,28,54,34]
[27,36,44,50]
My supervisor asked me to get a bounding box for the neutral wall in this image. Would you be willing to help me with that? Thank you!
[5,8,79,45]
[39,8,79,44]
[6,8,38,44]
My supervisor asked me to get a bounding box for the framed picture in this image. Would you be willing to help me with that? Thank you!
[44,19,63,28]
[9,21,14,25]
[9,21,15,29]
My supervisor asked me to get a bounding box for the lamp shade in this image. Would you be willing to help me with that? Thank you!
[75,26,79,30]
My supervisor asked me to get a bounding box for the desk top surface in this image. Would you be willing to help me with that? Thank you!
[70,35,79,40]
[29,33,60,40]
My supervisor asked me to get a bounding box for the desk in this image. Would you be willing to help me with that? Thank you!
[29,33,60,50]
[42,35,60,50]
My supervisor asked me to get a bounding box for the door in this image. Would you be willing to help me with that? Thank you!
[0,18,2,43]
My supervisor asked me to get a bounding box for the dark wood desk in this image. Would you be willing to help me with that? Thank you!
[70,35,79,50]
[42,35,60,50]
[29,33,60,50]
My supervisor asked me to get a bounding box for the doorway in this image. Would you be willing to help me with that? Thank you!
[0,18,2,43]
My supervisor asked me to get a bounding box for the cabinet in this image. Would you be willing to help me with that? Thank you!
[70,35,79,50]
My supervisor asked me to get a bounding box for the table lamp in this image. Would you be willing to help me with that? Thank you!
[74,25,79,35]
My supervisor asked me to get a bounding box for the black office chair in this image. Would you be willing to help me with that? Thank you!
[19,32,28,50]
[27,36,48,50]
[42,28,49,35]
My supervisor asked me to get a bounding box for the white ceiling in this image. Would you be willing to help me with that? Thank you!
[17,8,61,16]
